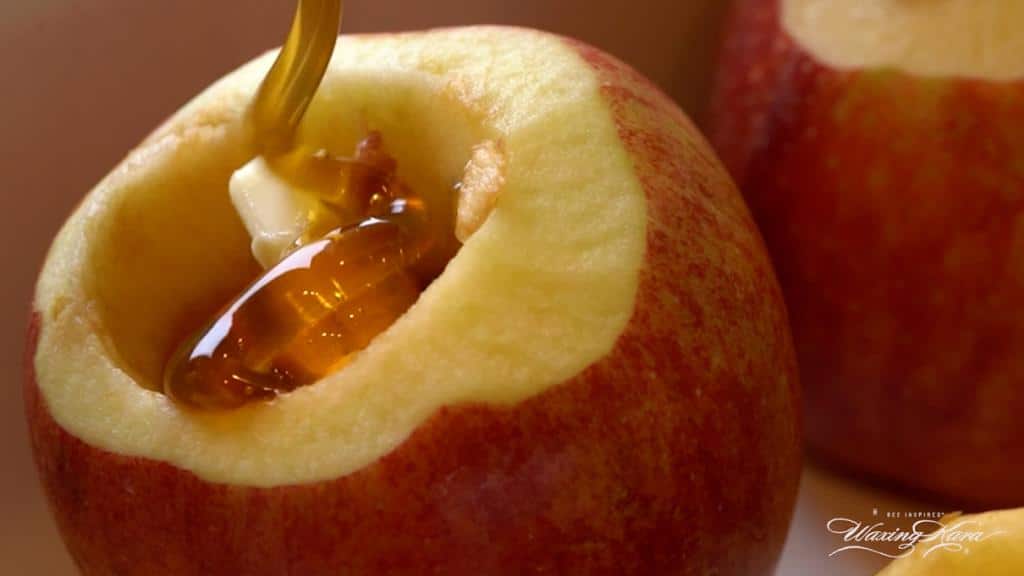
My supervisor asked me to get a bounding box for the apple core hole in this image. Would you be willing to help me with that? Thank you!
[86,71,493,393]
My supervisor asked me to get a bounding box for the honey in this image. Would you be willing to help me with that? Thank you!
[163,139,445,409]
[162,0,455,409]
[250,0,343,156]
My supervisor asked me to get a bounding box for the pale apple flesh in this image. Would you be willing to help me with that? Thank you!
[28,28,800,574]
[711,0,1024,506]
[783,0,1024,79]
[877,508,1024,576]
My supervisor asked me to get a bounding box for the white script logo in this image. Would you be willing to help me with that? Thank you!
[826,516,1004,559]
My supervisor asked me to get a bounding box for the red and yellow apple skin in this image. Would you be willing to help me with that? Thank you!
[26,34,800,575]
[710,0,1024,507]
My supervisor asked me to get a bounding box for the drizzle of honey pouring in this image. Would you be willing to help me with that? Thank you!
[162,0,454,409]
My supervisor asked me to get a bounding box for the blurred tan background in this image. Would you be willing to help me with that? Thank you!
[1,1,728,573]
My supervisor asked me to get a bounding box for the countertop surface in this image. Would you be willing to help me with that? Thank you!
[779,464,936,575]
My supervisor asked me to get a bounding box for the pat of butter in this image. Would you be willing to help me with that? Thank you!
[229,157,319,269]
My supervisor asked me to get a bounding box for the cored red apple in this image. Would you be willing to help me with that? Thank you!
[27,27,800,575]
[710,0,1024,506]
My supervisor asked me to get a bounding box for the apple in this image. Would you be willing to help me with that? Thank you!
[708,0,1024,507]
[877,507,1024,576]
[26,27,800,575]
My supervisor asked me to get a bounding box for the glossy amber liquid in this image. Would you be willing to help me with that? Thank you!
[162,0,455,409]
[164,135,452,409]
[250,0,342,155]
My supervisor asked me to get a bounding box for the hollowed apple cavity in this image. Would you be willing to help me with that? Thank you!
[783,0,1024,79]
[31,32,646,486]
[105,71,490,394]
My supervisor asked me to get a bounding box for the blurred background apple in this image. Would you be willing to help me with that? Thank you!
[710,0,1024,508]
